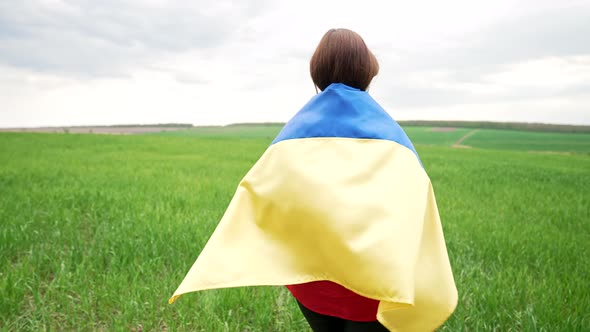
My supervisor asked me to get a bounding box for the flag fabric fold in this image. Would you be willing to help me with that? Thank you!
[169,83,458,331]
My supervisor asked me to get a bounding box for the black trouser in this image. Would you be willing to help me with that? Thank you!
[296,301,389,332]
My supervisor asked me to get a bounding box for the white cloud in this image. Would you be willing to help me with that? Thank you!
[486,57,590,90]
[0,0,270,75]
[391,95,590,125]
[0,0,589,127]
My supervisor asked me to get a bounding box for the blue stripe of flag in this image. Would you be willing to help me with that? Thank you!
[272,83,421,164]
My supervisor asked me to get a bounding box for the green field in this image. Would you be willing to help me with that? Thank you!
[1,128,589,331]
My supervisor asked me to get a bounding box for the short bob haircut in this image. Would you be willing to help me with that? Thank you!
[310,28,379,92]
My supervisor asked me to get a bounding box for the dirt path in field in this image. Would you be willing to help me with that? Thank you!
[453,129,480,147]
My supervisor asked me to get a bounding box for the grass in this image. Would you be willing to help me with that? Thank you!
[1,131,589,331]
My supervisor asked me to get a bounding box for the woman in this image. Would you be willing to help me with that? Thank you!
[170,29,457,332]
[284,28,391,332]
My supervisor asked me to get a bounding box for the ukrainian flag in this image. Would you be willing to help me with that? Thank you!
[170,83,458,331]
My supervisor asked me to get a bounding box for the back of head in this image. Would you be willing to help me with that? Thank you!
[310,28,379,92]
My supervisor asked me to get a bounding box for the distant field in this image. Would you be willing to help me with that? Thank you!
[460,129,590,153]
[402,127,472,146]
[4,122,590,153]
[1,132,589,331]
[157,125,590,153]
[156,125,282,139]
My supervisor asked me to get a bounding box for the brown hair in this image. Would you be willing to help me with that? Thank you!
[310,28,379,91]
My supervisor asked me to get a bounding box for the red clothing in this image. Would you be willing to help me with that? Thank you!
[286,281,380,322]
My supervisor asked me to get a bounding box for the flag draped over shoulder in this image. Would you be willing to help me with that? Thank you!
[169,83,458,332]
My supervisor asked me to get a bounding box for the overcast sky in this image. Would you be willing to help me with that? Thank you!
[1,0,589,127]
